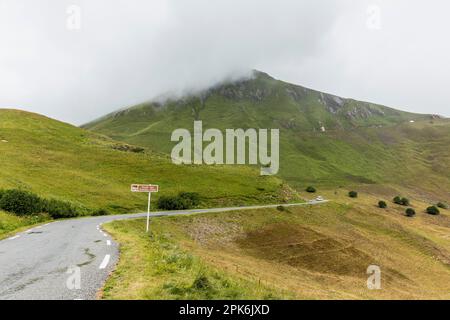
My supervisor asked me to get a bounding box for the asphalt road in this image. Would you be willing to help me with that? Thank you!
[0,200,327,300]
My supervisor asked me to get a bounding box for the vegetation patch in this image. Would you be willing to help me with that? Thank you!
[426,206,440,216]
[348,191,358,198]
[394,196,410,206]
[437,202,448,210]
[378,201,387,209]
[0,210,50,239]
[405,208,416,217]
[306,186,316,193]
[0,189,84,219]
[157,192,201,210]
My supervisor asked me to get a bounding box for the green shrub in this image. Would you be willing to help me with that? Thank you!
[42,199,79,219]
[92,208,109,216]
[405,208,416,217]
[306,186,316,193]
[393,196,409,206]
[378,201,387,209]
[158,192,201,211]
[276,205,286,212]
[0,188,83,219]
[348,191,358,198]
[179,192,200,207]
[157,196,183,210]
[0,189,43,216]
[437,202,448,209]
[426,206,440,216]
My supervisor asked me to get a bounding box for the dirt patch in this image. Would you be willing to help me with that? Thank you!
[186,217,243,247]
[236,223,376,277]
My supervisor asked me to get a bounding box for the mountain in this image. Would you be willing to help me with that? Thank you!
[84,71,450,197]
[0,109,289,213]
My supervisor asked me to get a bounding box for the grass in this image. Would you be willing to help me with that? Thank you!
[103,192,450,300]
[0,210,50,240]
[102,219,289,299]
[0,109,295,216]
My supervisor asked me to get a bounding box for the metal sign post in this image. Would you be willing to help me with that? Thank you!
[146,191,151,232]
[131,184,159,232]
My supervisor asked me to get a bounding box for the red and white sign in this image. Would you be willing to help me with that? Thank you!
[131,184,159,193]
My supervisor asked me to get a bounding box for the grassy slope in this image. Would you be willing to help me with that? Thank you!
[0,211,50,240]
[83,72,450,194]
[102,219,290,299]
[0,109,293,215]
[103,191,450,300]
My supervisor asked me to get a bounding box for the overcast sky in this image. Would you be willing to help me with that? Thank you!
[1,0,449,125]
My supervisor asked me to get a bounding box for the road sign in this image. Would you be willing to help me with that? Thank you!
[131,184,159,232]
[131,184,159,193]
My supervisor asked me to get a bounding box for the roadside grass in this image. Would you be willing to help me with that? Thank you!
[0,210,50,240]
[103,198,450,300]
[102,219,289,300]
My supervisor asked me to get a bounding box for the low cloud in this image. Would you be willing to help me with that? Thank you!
[0,0,449,124]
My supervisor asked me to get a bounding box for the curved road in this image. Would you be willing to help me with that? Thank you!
[0,200,327,300]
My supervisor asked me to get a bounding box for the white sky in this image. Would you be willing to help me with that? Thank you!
[1,0,449,125]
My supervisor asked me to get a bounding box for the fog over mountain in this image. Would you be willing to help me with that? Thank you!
[1,0,449,124]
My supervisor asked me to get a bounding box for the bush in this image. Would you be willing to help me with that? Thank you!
[276,205,286,212]
[0,189,84,219]
[437,202,448,209]
[306,186,316,193]
[0,189,43,216]
[405,208,416,217]
[92,208,109,216]
[42,199,79,219]
[426,206,440,216]
[378,201,387,209]
[179,192,200,207]
[158,192,201,211]
[348,191,358,198]
[157,196,185,210]
[393,196,409,206]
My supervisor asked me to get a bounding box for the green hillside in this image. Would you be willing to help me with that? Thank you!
[0,109,290,214]
[84,71,450,195]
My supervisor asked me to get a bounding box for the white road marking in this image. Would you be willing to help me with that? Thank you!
[7,235,20,240]
[106,240,111,246]
[43,223,50,226]
[99,255,110,269]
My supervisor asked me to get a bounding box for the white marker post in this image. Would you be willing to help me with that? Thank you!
[131,184,159,232]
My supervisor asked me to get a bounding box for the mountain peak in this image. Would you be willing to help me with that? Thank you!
[251,70,275,80]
